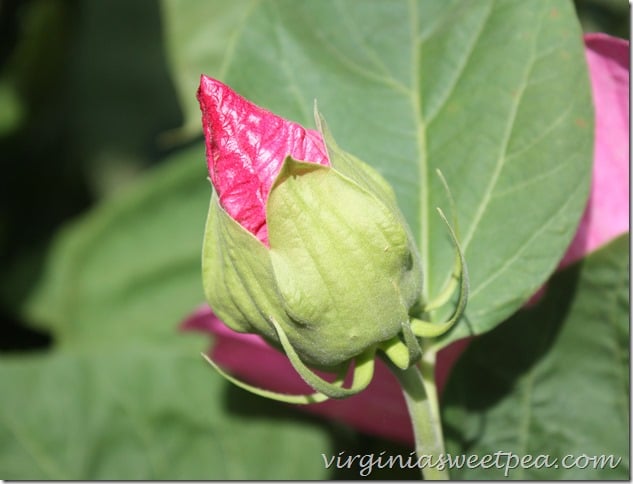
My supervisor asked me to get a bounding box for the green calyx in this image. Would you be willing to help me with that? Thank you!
[266,157,419,366]
[201,110,468,403]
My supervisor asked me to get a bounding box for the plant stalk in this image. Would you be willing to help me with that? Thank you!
[392,350,448,480]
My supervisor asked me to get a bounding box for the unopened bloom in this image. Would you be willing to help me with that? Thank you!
[196,76,466,400]
[198,75,329,245]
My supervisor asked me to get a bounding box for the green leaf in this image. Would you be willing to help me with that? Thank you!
[442,234,630,479]
[163,0,593,343]
[160,0,257,139]
[0,345,334,479]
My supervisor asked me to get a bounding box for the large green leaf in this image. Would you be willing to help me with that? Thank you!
[163,0,593,344]
[0,343,334,479]
[442,234,629,479]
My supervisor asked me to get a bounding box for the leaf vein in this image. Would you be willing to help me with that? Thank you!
[410,0,429,299]
[312,28,410,96]
[462,7,544,250]
[333,0,398,83]
[218,0,259,80]
[505,100,577,162]
[491,157,575,199]
[470,178,586,300]
[271,5,311,124]
[425,3,494,125]
[0,413,66,479]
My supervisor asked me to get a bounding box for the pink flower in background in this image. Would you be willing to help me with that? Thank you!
[560,33,629,266]
[183,34,629,444]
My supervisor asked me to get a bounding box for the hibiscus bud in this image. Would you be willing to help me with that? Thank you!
[197,76,466,399]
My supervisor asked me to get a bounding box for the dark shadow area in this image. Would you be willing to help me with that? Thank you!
[0,308,52,352]
[0,0,21,65]
[0,0,91,303]
[574,0,630,40]
[441,262,584,452]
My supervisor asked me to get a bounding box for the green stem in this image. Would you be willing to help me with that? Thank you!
[391,350,448,480]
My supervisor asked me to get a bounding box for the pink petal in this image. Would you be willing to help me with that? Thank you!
[197,76,329,245]
[560,34,630,266]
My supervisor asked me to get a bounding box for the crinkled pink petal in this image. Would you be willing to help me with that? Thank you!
[560,33,630,267]
[186,34,630,445]
[197,76,329,245]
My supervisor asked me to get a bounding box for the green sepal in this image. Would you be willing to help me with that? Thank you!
[267,156,421,366]
[315,108,424,309]
[201,353,333,404]
[380,336,412,370]
[270,318,376,399]
[411,208,469,340]
[314,106,399,211]
[202,190,293,345]
[378,320,424,370]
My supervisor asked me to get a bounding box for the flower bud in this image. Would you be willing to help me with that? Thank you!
[198,75,422,362]
[197,76,467,399]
